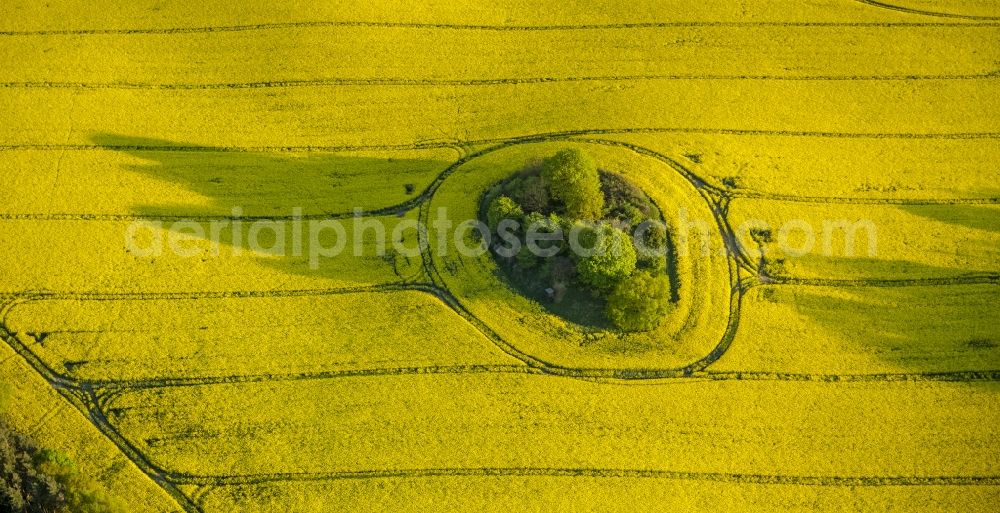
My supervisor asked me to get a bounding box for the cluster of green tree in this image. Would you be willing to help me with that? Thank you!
[484,149,673,332]
[0,384,127,513]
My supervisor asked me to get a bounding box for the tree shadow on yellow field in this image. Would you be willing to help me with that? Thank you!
[91,133,454,218]
[757,256,1000,376]
[899,203,1000,235]
[94,133,458,286]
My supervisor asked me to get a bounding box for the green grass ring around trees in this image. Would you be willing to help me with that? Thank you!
[423,139,738,374]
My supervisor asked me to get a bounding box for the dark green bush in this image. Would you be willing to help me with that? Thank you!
[511,174,549,213]
[486,195,523,233]
[541,149,604,220]
[606,271,672,331]
[571,223,637,290]
[0,390,127,513]
[635,220,668,267]
[600,171,656,220]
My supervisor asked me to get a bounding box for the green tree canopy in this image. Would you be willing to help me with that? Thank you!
[571,223,636,290]
[606,271,672,331]
[0,409,128,513]
[486,195,524,233]
[541,149,604,220]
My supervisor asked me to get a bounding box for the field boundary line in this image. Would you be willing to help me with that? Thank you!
[162,466,1000,487]
[730,193,1000,205]
[0,283,422,302]
[1,20,998,37]
[2,73,998,90]
[65,365,541,391]
[72,366,1000,390]
[855,0,1000,21]
[3,197,997,223]
[771,274,1000,288]
[701,369,1000,382]
[3,127,998,157]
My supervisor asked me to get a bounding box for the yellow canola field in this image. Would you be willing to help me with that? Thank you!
[107,374,1000,478]
[3,291,521,382]
[1,0,998,512]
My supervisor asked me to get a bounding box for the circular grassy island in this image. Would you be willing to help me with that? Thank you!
[424,140,736,376]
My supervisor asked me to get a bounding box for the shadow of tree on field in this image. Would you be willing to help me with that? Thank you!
[95,133,458,286]
[91,133,454,218]
[752,257,1000,376]
[899,203,1000,235]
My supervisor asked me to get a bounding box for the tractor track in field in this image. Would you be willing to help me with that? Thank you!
[1,125,999,157]
[703,369,1000,382]
[2,193,996,223]
[1,20,998,37]
[5,272,997,391]
[855,0,1000,21]
[5,133,995,224]
[729,192,1000,205]
[2,72,997,91]
[62,364,543,391]
[771,274,1000,288]
[4,132,1000,510]
[2,129,994,383]
[6,280,1000,510]
[82,389,202,512]
[158,466,1000,488]
[0,6,995,507]
[8,306,998,389]
[0,282,418,301]
[189,487,214,510]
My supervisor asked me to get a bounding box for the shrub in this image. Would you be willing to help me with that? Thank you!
[486,195,523,233]
[641,220,668,249]
[0,424,62,513]
[541,149,604,220]
[643,255,667,273]
[524,212,563,256]
[750,227,773,243]
[635,220,668,266]
[763,258,787,278]
[0,419,127,513]
[511,175,549,213]
[606,271,672,331]
[600,171,655,218]
[523,211,545,227]
[571,223,636,290]
[722,176,742,189]
[525,212,561,232]
[615,204,646,228]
